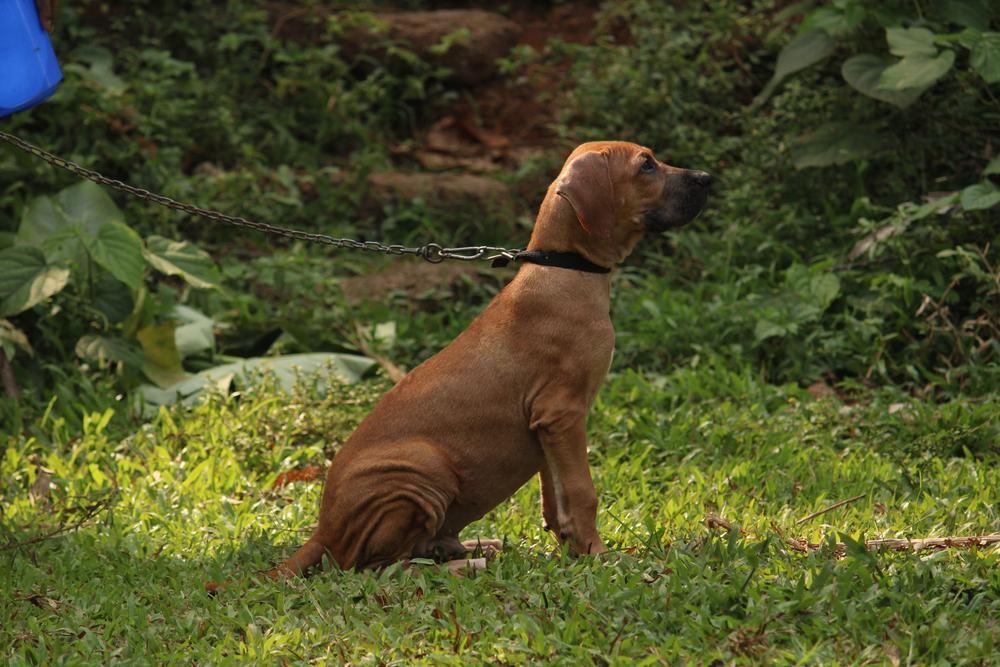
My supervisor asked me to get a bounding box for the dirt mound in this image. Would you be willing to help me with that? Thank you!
[364,10,522,86]
[388,1,608,174]
[340,261,487,303]
[367,171,514,211]
[269,1,612,203]
[267,5,522,86]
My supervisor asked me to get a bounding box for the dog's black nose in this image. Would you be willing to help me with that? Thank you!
[686,170,712,188]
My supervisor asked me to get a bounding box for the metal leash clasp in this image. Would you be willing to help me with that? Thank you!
[435,246,525,265]
[419,243,445,263]
[487,248,522,268]
[440,246,491,261]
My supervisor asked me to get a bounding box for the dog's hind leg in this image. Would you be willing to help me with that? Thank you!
[272,438,460,575]
[355,498,446,569]
[270,493,449,575]
[267,537,331,578]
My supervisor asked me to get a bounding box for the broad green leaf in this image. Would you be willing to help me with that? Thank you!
[787,301,821,325]
[842,54,926,108]
[85,222,145,291]
[936,0,992,30]
[75,335,144,370]
[784,263,814,294]
[29,223,90,268]
[16,196,81,266]
[92,273,135,324]
[66,45,127,94]
[0,319,33,359]
[137,321,189,388]
[960,182,1000,210]
[16,181,126,270]
[878,50,955,90]
[0,247,71,316]
[754,320,787,343]
[17,181,123,245]
[17,193,73,248]
[809,273,841,310]
[790,123,884,169]
[909,192,960,221]
[886,27,938,58]
[802,4,866,36]
[970,32,1000,83]
[54,180,123,227]
[134,352,376,414]
[143,236,220,289]
[171,305,215,357]
[871,7,911,28]
[984,155,1000,176]
[755,30,835,104]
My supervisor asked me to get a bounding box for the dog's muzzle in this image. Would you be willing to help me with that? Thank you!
[644,169,712,232]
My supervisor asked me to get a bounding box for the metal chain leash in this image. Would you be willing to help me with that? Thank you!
[0,130,522,264]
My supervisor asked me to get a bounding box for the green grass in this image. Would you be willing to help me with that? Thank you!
[3,369,998,664]
[2,0,999,662]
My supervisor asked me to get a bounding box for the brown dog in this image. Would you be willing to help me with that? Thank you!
[271,141,710,575]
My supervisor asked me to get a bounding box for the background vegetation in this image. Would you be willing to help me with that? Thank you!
[2,0,998,663]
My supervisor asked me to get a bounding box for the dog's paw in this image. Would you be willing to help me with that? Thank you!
[461,538,503,557]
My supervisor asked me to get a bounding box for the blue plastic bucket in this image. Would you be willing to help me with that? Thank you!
[0,0,62,117]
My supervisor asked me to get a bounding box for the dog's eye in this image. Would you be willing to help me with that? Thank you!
[640,156,656,173]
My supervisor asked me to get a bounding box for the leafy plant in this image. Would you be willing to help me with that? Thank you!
[1,181,220,388]
[135,351,376,415]
[1,1,999,661]
[761,0,1000,172]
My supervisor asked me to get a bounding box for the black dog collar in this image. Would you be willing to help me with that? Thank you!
[492,250,611,274]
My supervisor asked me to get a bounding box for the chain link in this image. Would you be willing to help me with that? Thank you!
[0,130,522,265]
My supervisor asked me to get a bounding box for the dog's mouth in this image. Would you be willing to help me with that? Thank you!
[643,205,703,232]
[644,169,711,233]
[643,196,708,232]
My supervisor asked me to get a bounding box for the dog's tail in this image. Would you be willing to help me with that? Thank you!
[267,537,331,579]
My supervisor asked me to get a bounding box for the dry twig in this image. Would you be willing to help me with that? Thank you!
[0,487,117,552]
[864,535,1000,551]
[796,494,866,525]
[704,512,1000,555]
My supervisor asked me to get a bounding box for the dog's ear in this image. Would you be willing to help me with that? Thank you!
[555,150,616,240]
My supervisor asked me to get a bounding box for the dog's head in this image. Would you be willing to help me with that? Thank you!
[532,141,710,267]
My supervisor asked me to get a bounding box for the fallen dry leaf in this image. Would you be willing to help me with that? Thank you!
[806,382,837,400]
[271,466,324,489]
[18,593,60,612]
[29,467,53,507]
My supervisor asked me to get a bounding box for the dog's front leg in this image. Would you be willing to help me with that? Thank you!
[534,417,607,555]
[539,461,561,538]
